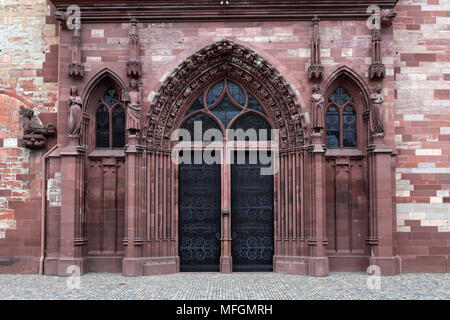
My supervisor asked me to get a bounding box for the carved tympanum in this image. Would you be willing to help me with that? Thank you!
[19,106,56,149]
[68,87,83,136]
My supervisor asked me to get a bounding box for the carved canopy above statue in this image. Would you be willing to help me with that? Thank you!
[144,39,304,150]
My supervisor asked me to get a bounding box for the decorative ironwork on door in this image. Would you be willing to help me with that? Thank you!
[231,151,274,271]
[179,152,221,271]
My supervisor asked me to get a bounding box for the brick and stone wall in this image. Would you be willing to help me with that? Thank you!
[0,0,58,272]
[393,0,450,272]
[0,0,448,274]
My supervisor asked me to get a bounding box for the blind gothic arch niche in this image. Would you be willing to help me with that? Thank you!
[82,71,128,273]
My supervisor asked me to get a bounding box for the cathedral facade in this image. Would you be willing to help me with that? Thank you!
[0,0,449,276]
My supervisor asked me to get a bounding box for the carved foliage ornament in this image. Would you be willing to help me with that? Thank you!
[145,39,304,150]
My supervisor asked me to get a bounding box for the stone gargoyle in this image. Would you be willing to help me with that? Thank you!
[19,105,56,149]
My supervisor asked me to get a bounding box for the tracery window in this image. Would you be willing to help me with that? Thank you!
[95,88,125,149]
[325,86,357,148]
[181,79,272,141]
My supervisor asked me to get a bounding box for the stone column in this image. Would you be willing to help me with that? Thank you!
[220,146,232,273]
[367,133,400,275]
[58,135,87,275]
[307,133,329,276]
[122,134,143,276]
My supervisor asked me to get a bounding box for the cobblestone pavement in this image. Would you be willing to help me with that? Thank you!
[0,272,448,300]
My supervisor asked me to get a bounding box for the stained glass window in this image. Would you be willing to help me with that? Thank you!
[95,88,126,149]
[210,96,241,128]
[326,106,340,148]
[186,96,204,115]
[206,82,224,106]
[231,113,272,141]
[103,89,119,107]
[181,78,271,142]
[325,86,358,148]
[247,94,265,114]
[342,105,356,147]
[96,104,110,148]
[330,87,350,106]
[228,81,245,106]
[112,106,125,148]
[181,113,221,141]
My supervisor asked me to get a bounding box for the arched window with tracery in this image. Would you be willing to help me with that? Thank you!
[180,79,273,141]
[325,86,357,148]
[95,88,126,149]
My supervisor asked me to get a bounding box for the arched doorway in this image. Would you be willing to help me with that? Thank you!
[126,39,305,276]
[176,79,275,271]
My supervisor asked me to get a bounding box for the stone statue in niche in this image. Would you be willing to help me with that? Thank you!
[68,87,83,137]
[370,85,385,135]
[123,79,142,134]
[311,84,324,133]
[19,105,56,149]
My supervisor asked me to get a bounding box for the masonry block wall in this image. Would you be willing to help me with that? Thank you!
[0,0,448,274]
[393,0,450,273]
[0,0,58,272]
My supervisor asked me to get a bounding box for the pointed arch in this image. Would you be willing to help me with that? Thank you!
[322,66,371,112]
[144,39,304,150]
[82,68,127,115]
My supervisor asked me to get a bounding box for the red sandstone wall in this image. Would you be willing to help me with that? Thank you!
[0,0,58,273]
[393,0,450,273]
[0,0,448,274]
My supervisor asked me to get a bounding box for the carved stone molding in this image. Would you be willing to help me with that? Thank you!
[381,8,397,27]
[50,1,398,22]
[369,29,384,80]
[144,39,304,150]
[19,105,56,149]
[126,17,142,79]
[308,15,323,81]
[69,26,84,79]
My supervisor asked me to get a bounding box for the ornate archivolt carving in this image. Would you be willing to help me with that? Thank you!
[68,25,84,79]
[144,39,304,150]
[308,15,324,80]
[68,87,83,136]
[368,29,385,80]
[127,17,142,79]
[19,106,56,149]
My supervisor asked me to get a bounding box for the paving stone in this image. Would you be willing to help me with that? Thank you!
[0,273,448,300]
